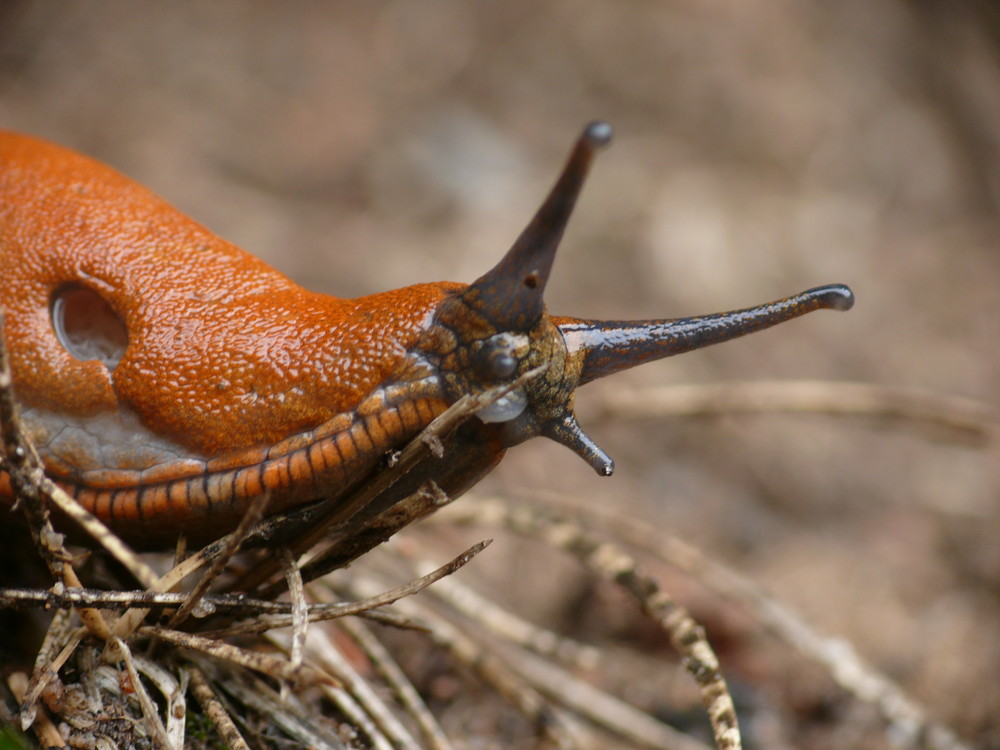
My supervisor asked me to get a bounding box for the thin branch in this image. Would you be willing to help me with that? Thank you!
[438,499,742,750]
[276,626,420,750]
[339,617,455,750]
[168,492,271,628]
[592,380,999,446]
[188,667,251,750]
[537,493,974,750]
[344,573,577,749]
[0,586,313,615]
[406,553,600,671]
[140,626,338,689]
[211,540,490,637]
[6,672,65,749]
[111,636,174,750]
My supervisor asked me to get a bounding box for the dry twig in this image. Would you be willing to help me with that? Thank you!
[281,626,420,750]
[111,636,173,750]
[345,571,578,749]
[339,617,455,750]
[188,666,251,750]
[167,491,271,628]
[551,496,973,750]
[438,498,743,750]
[6,672,64,749]
[140,625,337,689]
[213,540,489,637]
[592,380,1000,446]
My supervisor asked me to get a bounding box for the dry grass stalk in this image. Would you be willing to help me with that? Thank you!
[281,626,422,749]
[434,500,742,750]
[527,491,975,750]
[140,626,337,690]
[133,658,188,748]
[338,617,455,750]
[344,570,578,748]
[489,639,714,750]
[277,545,308,675]
[188,666,252,750]
[593,381,1000,446]
[111,636,173,750]
[5,673,63,749]
[404,552,601,670]
[167,491,271,629]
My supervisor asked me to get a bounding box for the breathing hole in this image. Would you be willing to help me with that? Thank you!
[51,284,129,369]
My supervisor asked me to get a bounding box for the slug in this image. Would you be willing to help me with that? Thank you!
[0,123,853,549]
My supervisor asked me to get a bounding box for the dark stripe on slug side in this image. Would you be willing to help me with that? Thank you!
[320,438,345,484]
[110,487,136,522]
[192,473,212,513]
[134,485,148,523]
[94,488,113,522]
[233,464,251,501]
[307,440,328,476]
[378,408,404,439]
[168,480,190,519]
[288,449,316,494]
[349,420,374,454]
[227,467,239,508]
[205,470,234,508]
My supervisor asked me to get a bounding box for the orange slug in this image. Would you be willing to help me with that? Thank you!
[0,123,853,548]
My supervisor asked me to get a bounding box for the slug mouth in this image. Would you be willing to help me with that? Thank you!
[428,121,854,476]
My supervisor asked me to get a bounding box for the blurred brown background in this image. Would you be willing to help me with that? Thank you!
[1,1,997,747]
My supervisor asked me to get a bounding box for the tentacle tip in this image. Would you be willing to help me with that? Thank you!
[541,413,615,476]
[583,121,613,150]
[812,283,855,312]
[583,450,615,477]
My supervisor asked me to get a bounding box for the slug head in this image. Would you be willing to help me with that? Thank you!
[424,122,854,476]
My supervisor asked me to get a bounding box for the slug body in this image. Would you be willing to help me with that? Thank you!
[0,126,853,548]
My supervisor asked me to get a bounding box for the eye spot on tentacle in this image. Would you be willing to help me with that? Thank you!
[51,283,129,370]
